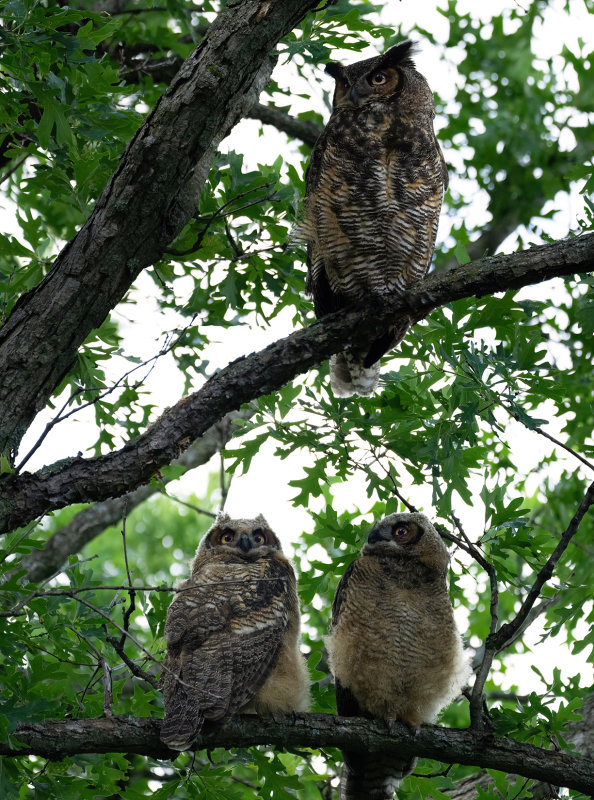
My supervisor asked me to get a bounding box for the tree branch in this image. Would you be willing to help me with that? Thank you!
[247,102,322,148]
[1,232,593,535]
[19,410,252,583]
[490,479,594,653]
[0,0,321,459]
[3,713,593,794]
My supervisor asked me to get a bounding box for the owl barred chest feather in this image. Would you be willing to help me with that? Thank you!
[301,40,448,397]
[326,513,471,800]
[312,113,442,297]
[329,554,461,723]
[159,513,310,751]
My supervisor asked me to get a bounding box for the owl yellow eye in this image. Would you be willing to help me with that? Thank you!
[220,529,235,545]
[370,71,388,86]
[252,529,266,545]
[394,525,410,539]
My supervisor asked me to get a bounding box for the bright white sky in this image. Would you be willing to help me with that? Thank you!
[2,0,592,694]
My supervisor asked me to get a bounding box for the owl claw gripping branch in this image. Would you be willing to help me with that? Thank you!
[299,40,448,397]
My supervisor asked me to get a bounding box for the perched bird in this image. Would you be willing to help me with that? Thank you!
[160,512,310,750]
[326,512,470,799]
[299,40,448,397]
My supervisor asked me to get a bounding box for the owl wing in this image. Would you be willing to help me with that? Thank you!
[331,557,417,796]
[303,132,348,318]
[330,559,366,718]
[160,558,292,749]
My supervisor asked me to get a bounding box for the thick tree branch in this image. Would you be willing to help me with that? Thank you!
[447,695,594,800]
[0,233,592,535]
[0,0,321,459]
[20,410,252,583]
[3,713,593,794]
[247,102,322,147]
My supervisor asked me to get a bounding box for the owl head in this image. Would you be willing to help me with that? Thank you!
[194,512,282,562]
[325,40,432,113]
[361,512,449,572]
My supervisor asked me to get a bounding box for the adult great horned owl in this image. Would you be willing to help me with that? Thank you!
[300,41,448,397]
[326,512,470,799]
[160,512,310,750]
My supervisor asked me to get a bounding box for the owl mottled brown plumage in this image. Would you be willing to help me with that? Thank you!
[299,41,448,397]
[160,512,310,750]
[326,512,470,800]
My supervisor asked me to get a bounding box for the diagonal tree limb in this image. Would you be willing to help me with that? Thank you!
[490,479,594,653]
[468,479,594,730]
[0,232,593,535]
[0,0,321,460]
[3,712,594,794]
[19,409,252,583]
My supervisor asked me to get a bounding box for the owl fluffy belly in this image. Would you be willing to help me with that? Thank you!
[327,600,468,726]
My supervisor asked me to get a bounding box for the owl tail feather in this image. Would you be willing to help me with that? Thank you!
[160,694,204,751]
[330,352,379,398]
[339,749,417,800]
[363,318,412,369]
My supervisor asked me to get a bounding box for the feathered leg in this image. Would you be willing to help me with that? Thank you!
[339,750,417,800]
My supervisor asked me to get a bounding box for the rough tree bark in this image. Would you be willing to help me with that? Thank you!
[1,232,592,535]
[3,713,593,795]
[0,0,320,459]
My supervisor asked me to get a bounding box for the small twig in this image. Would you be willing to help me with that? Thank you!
[165,183,275,257]
[105,507,159,686]
[101,657,115,716]
[67,625,114,716]
[369,449,418,512]
[0,154,28,187]
[65,593,190,687]
[79,666,101,710]
[105,627,159,689]
[510,777,533,800]
[165,494,217,518]
[532,426,594,472]
[439,516,499,729]
[0,517,43,569]
[224,218,243,258]
[471,596,558,672]
[15,320,196,472]
[1,554,99,615]
[120,505,136,644]
[219,451,231,510]
[491,480,594,653]
[28,554,99,591]
[0,577,289,617]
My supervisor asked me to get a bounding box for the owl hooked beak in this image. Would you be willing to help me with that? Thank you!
[238,534,251,553]
[367,525,390,544]
[350,86,362,106]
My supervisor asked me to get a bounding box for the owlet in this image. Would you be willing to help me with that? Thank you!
[160,512,310,750]
[326,512,470,799]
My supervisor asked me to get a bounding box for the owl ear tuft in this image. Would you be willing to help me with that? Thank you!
[215,511,230,525]
[325,61,345,80]
[255,513,270,529]
[381,39,416,68]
